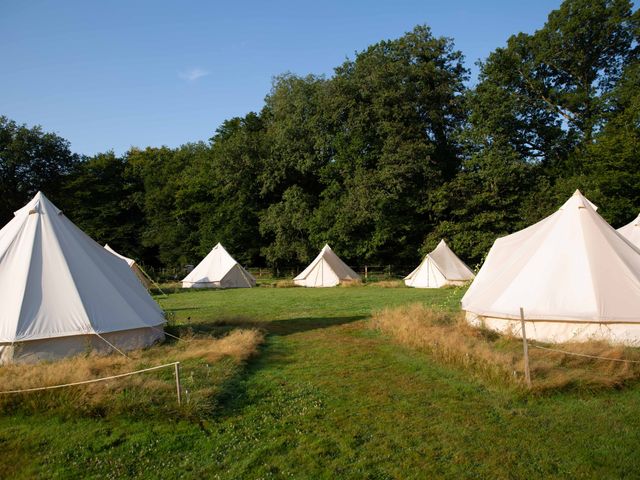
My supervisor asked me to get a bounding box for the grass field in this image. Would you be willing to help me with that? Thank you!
[2,285,640,479]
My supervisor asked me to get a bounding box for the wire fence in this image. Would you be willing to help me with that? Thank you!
[0,361,184,404]
[143,264,416,283]
[531,344,640,364]
[517,308,640,388]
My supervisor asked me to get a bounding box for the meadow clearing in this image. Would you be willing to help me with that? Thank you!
[1,284,640,479]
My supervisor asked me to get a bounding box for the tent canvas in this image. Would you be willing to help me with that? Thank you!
[462,190,640,345]
[104,244,152,289]
[294,244,360,287]
[181,243,255,288]
[404,240,474,288]
[0,192,165,364]
[617,213,640,249]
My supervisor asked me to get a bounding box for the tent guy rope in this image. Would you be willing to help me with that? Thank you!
[0,361,181,397]
[532,344,640,364]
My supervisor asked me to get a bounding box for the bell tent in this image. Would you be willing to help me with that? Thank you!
[181,243,256,288]
[404,240,475,288]
[104,244,152,289]
[462,190,640,345]
[617,213,640,249]
[0,192,165,364]
[294,244,360,287]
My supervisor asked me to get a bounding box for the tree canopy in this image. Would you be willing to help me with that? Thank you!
[1,0,638,273]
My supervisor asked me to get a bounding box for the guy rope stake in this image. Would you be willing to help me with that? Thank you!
[520,307,532,388]
[174,362,182,405]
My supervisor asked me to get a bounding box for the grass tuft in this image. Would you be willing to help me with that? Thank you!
[368,279,405,288]
[274,279,298,288]
[370,303,640,392]
[0,329,264,418]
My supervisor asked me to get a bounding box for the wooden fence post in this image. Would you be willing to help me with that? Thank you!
[174,362,182,405]
[520,307,532,388]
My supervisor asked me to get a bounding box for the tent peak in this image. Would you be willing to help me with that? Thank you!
[559,190,598,211]
[14,191,61,217]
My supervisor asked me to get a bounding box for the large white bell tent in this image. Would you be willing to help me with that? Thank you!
[617,213,640,249]
[104,244,152,289]
[404,240,475,288]
[462,190,640,345]
[0,192,165,364]
[181,243,256,288]
[294,244,360,287]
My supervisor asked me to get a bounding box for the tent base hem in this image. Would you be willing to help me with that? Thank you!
[0,326,165,364]
[293,279,340,288]
[181,281,253,289]
[466,311,640,346]
[405,279,468,288]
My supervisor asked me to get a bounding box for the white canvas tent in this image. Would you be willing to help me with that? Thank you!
[0,192,165,364]
[181,243,255,288]
[405,240,475,288]
[294,244,360,287]
[462,190,640,345]
[617,213,640,248]
[104,244,152,289]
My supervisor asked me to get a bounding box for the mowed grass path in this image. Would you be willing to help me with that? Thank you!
[2,286,640,479]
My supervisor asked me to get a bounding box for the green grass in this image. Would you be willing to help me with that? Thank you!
[1,285,640,478]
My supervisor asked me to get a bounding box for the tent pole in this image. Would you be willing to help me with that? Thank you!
[520,307,532,388]
[174,362,182,405]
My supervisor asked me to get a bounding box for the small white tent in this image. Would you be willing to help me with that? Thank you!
[617,213,640,248]
[104,244,152,289]
[294,244,360,287]
[181,243,255,288]
[462,190,640,345]
[0,192,165,364]
[405,240,475,288]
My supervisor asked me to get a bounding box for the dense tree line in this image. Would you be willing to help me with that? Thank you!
[1,0,638,273]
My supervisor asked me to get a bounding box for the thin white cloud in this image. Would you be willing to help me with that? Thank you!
[179,67,209,82]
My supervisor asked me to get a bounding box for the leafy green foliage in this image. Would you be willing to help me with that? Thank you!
[1,0,638,271]
[0,116,79,224]
[61,152,147,260]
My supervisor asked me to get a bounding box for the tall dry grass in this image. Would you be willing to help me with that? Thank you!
[274,279,298,288]
[370,304,640,392]
[0,329,264,417]
[368,280,405,288]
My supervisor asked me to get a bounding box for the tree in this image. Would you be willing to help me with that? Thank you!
[259,185,315,271]
[188,113,267,266]
[432,0,640,262]
[0,116,79,223]
[62,152,147,260]
[425,142,535,265]
[258,74,331,267]
[313,25,468,265]
[126,145,209,268]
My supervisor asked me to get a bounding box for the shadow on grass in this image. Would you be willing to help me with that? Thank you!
[167,315,366,420]
[208,336,291,419]
[169,315,366,338]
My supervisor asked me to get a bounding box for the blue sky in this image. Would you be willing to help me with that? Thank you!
[1,0,562,156]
